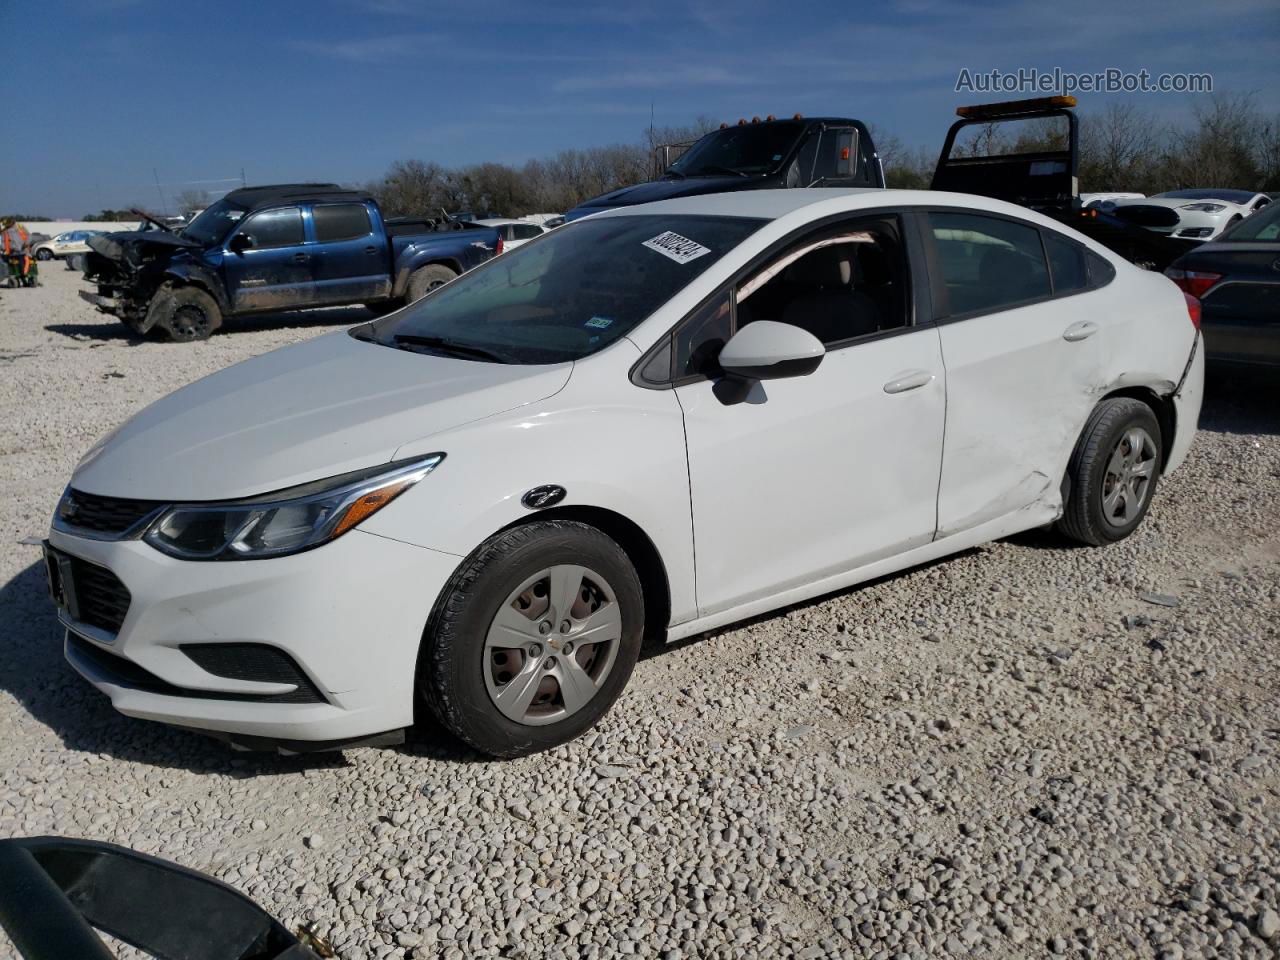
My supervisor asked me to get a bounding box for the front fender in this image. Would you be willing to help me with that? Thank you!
[358,369,698,626]
[162,262,230,314]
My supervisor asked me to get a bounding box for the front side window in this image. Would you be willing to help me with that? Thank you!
[666,215,911,382]
[513,223,543,240]
[313,203,372,243]
[929,212,1050,316]
[239,207,304,248]
[361,214,765,364]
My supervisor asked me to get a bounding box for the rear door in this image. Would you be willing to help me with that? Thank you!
[223,206,313,312]
[310,201,390,304]
[925,209,1105,535]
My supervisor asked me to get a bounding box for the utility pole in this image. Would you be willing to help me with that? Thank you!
[240,167,246,187]
[152,168,167,214]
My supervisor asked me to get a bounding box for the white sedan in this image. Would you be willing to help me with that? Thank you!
[1111,189,1271,241]
[45,189,1203,758]
[473,217,552,252]
[32,230,103,260]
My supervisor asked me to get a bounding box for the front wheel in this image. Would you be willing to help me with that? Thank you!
[149,285,223,342]
[1058,398,1162,546]
[420,520,644,758]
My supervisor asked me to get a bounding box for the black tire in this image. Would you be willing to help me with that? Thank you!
[420,520,644,758]
[35,248,53,261]
[1058,398,1162,546]
[406,264,457,303]
[65,254,85,272]
[150,285,222,342]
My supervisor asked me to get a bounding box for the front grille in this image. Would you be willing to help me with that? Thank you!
[1111,205,1180,229]
[67,556,131,634]
[182,644,326,704]
[60,488,163,536]
[67,635,327,705]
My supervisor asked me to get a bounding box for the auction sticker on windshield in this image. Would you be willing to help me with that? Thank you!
[642,231,711,264]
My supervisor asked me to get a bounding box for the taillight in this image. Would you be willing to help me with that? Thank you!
[495,235,505,255]
[1183,292,1201,330]
[1164,267,1222,299]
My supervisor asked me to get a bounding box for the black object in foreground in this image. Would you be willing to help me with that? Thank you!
[0,836,320,960]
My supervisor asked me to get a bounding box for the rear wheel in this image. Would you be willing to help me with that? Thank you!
[150,285,222,342]
[406,264,457,303]
[1058,398,1162,545]
[420,520,643,758]
[35,248,53,261]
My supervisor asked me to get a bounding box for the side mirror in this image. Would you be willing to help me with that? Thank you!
[718,320,825,380]
[228,233,253,253]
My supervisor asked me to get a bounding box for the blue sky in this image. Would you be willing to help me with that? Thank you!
[3,0,1276,216]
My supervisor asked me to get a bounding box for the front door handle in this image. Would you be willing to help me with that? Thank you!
[292,253,308,263]
[1062,320,1099,342]
[364,245,378,255]
[883,369,935,394]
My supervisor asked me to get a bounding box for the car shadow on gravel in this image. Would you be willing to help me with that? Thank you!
[1201,364,1280,436]
[44,305,378,344]
[0,558,350,777]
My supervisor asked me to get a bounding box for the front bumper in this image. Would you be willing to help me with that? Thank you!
[48,525,460,745]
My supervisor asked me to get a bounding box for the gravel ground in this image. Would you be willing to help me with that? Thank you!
[1,266,1278,960]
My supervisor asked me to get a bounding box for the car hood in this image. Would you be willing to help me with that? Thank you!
[568,175,764,218]
[87,230,202,262]
[72,331,573,501]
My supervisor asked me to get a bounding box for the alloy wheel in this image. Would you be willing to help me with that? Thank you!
[1102,426,1157,527]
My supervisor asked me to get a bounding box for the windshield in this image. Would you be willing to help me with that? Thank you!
[181,198,248,245]
[359,214,765,364]
[667,122,805,177]
[1156,189,1255,204]
[1220,201,1280,241]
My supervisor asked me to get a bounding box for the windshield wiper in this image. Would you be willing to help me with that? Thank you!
[689,165,750,178]
[392,334,510,363]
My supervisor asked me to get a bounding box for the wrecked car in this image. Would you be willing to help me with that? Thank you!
[80,184,501,341]
[47,188,1201,758]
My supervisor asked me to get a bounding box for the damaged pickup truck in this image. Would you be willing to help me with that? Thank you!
[81,184,501,341]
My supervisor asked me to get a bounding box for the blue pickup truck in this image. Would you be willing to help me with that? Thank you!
[81,184,500,342]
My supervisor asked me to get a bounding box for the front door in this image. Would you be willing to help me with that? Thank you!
[224,205,314,313]
[674,213,946,616]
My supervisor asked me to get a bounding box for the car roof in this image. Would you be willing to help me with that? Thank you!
[589,188,1049,222]
[223,183,373,211]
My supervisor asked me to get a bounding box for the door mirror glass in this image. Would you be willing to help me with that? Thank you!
[228,232,253,253]
[718,320,825,380]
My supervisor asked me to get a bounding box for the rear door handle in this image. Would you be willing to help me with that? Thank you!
[292,253,308,263]
[1062,320,1099,342]
[883,369,935,394]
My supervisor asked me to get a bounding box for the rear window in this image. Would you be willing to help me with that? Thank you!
[1044,232,1088,295]
[929,212,1050,316]
[313,203,372,242]
[361,215,765,364]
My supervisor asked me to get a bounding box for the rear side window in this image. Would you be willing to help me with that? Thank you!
[313,203,372,243]
[928,212,1050,316]
[241,207,304,248]
[1044,232,1088,295]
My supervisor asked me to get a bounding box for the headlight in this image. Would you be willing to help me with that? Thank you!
[143,455,443,560]
[1179,203,1226,213]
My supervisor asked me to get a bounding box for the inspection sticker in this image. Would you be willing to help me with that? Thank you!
[585,316,613,329]
[642,231,711,264]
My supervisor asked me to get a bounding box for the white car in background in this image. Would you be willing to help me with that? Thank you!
[45,189,1203,758]
[1080,192,1145,210]
[474,218,553,251]
[1111,189,1271,241]
[33,230,103,260]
